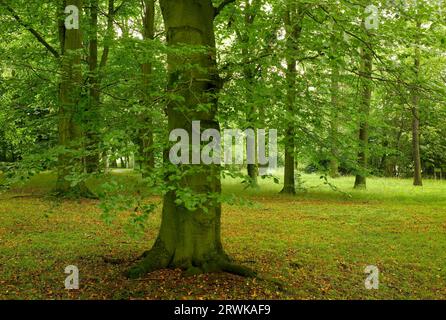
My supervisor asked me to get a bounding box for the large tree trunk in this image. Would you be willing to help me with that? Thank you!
[128,0,253,278]
[354,44,373,189]
[56,0,92,196]
[412,22,423,186]
[281,4,303,195]
[138,0,156,176]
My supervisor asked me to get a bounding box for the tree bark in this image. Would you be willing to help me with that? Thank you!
[56,0,93,196]
[354,43,373,189]
[85,0,101,173]
[412,22,423,186]
[128,0,254,278]
[138,0,156,176]
[329,65,340,178]
[280,4,303,195]
[241,0,259,188]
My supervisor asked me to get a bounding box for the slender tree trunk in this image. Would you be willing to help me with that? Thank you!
[99,0,115,70]
[244,63,259,187]
[412,22,423,186]
[412,100,422,186]
[85,0,100,173]
[244,81,259,186]
[128,0,254,278]
[84,0,115,173]
[281,5,303,195]
[241,0,259,188]
[139,0,156,176]
[329,66,340,178]
[354,44,373,189]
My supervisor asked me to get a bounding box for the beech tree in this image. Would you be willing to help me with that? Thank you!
[56,0,87,194]
[127,0,255,278]
[411,20,423,187]
[280,2,304,195]
[139,0,156,175]
[354,40,373,190]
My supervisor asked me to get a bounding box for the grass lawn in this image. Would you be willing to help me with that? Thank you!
[0,171,445,299]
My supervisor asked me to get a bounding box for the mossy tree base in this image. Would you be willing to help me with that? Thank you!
[127,239,256,279]
[126,191,256,279]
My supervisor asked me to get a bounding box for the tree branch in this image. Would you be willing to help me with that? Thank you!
[214,0,236,18]
[0,1,60,59]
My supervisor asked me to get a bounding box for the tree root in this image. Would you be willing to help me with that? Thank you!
[126,245,256,279]
[125,240,171,279]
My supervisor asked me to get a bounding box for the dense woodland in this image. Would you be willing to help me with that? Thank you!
[1,0,446,282]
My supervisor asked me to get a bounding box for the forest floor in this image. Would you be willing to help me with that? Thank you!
[0,172,445,300]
